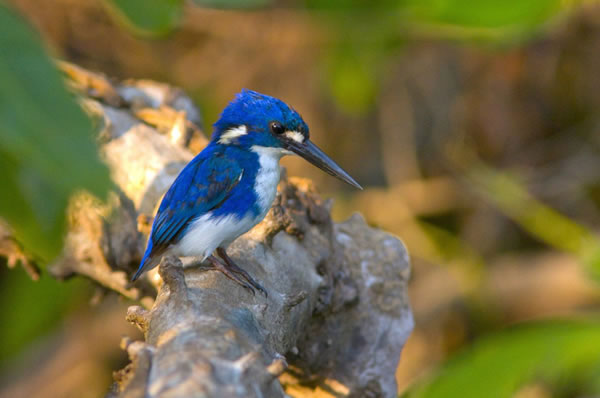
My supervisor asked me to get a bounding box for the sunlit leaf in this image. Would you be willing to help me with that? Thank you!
[191,0,271,8]
[466,163,600,278]
[408,320,600,398]
[326,46,381,114]
[305,0,400,10]
[406,0,565,29]
[0,6,111,262]
[103,0,274,35]
[104,0,183,36]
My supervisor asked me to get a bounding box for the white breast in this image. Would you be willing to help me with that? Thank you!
[251,146,284,218]
[174,213,258,259]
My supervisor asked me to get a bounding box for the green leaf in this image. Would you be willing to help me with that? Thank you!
[408,320,600,398]
[325,44,382,114]
[466,164,600,277]
[0,267,88,365]
[104,0,183,36]
[406,0,564,29]
[191,0,271,8]
[0,6,111,262]
[401,0,574,40]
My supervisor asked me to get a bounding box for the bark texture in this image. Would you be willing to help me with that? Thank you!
[115,192,412,398]
[3,63,413,398]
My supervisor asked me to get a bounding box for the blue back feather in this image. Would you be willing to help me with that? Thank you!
[133,144,262,280]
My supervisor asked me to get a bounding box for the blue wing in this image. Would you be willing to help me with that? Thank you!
[132,149,243,281]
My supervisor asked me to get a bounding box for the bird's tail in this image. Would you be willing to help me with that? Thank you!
[131,251,161,281]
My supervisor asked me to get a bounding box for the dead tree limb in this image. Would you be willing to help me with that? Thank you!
[2,63,413,397]
[114,182,412,397]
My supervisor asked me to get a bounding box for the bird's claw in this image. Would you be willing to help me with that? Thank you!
[215,250,268,297]
[245,277,267,297]
[238,280,257,296]
[207,255,268,297]
[228,265,267,297]
[228,273,267,297]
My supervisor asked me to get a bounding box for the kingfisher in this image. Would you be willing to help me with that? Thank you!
[131,89,361,294]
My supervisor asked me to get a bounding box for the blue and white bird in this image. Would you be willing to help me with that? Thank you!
[132,89,361,294]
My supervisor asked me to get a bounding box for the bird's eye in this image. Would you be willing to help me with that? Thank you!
[269,121,285,135]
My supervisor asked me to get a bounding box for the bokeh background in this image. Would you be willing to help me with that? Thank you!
[2,0,600,397]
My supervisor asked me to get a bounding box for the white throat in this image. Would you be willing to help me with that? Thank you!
[251,145,285,216]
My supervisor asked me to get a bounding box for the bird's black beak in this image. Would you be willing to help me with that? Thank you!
[286,139,362,190]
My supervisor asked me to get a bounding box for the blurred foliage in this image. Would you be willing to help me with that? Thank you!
[0,264,88,365]
[325,47,381,114]
[312,0,576,113]
[191,0,271,8]
[3,0,600,396]
[407,320,600,398]
[0,5,110,262]
[98,0,581,115]
[466,163,600,277]
[418,220,485,286]
[104,0,183,36]
[403,0,565,31]
[104,0,271,36]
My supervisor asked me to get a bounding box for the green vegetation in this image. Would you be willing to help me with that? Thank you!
[104,0,183,36]
[0,267,88,365]
[408,320,600,398]
[0,5,110,263]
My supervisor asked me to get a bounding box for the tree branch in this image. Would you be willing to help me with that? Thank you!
[3,62,413,397]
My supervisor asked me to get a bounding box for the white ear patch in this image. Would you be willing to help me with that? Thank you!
[284,130,305,143]
[218,125,248,144]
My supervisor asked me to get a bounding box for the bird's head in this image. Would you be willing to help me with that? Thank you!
[213,89,362,189]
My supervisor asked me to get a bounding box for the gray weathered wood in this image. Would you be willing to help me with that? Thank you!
[11,63,413,398]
